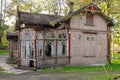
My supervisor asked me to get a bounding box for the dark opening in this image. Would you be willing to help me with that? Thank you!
[45,44,51,57]
[30,60,34,67]
[62,44,65,55]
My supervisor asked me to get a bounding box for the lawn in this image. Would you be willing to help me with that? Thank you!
[40,63,120,80]
[0,50,9,55]
[0,67,4,71]
[0,67,6,74]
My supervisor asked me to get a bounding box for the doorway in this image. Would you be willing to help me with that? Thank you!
[21,41,34,67]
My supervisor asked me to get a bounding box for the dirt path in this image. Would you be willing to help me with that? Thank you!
[0,55,28,74]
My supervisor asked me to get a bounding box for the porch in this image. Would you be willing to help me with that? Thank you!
[19,29,70,68]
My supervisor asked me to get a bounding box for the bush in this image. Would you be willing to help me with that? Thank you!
[113,53,120,60]
[0,44,8,50]
[6,57,17,64]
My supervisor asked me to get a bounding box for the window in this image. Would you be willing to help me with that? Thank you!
[86,12,94,26]
[22,41,26,59]
[58,41,67,56]
[21,41,34,59]
[37,32,43,58]
[57,32,67,56]
[29,42,34,59]
[45,32,56,57]
[45,41,52,57]
[21,29,35,40]
[86,36,94,41]
[13,42,18,51]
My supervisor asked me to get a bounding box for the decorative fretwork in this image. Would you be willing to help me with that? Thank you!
[21,29,35,40]
[58,30,67,39]
[45,32,56,39]
[37,32,43,39]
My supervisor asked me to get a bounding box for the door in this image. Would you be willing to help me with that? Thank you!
[21,41,34,67]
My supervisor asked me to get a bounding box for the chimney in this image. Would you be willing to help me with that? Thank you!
[68,2,74,13]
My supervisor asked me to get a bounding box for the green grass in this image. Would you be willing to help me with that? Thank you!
[0,67,4,71]
[40,63,120,80]
[0,50,9,55]
[41,63,120,73]
[0,67,6,74]
[0,66,10,75]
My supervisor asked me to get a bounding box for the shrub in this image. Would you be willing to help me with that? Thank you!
[0,44,8,50]
[6,56,17,64]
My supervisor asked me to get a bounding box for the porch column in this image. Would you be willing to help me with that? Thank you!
[68,32,71,64]
[68,21,71,64]
[55,31,58,64]
[18,30,21,66]
[34,31,37,68]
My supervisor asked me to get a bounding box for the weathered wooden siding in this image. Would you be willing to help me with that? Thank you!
[70,13,107,31]
[70,13,108,65]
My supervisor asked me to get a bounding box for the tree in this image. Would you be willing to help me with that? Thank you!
[0,0,9,44]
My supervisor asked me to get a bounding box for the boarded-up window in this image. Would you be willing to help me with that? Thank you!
[86,12,94,26]
[84,32,97,57]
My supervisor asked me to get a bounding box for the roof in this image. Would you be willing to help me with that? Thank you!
[16,12,61,29]
[6,32,18,40]
[54,3,114,26]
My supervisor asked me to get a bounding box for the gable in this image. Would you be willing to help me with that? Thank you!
[85,3,101,12]
[54,3,113,27]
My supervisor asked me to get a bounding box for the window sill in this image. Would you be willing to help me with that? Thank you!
[83,55,96,57]
[38,56,69,60]
[85,24,95,26]
[41,56,69,58]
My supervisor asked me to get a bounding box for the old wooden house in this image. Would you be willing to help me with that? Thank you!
[7,3,113,68]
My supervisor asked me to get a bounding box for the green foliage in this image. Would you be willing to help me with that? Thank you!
[0,67,4,71]
[0,44,8,50]
[113,53,120,60]
[0,50,9,55]
[49,21,55,27]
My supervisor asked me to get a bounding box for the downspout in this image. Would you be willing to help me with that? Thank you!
[68,20,71,64]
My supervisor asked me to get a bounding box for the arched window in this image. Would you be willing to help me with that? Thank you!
[58,33,67,39]
[21,30,34,40]
[45,32,56,57]
[45,32,56,39]
[37,32,43,58]
[57,31,67,56]
[38,32,43,39]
